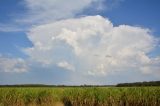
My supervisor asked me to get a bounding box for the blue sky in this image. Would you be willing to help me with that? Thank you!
[0,0,160,85]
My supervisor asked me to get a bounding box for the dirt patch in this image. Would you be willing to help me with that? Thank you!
[54,102,64,106]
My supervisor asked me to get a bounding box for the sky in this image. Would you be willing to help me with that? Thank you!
[0,0,160,85]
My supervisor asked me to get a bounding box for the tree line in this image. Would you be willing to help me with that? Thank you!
[0,81,160,87]
[116,81,160,87]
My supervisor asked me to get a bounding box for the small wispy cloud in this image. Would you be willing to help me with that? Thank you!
[0,23,24,32]
[0,0,123,32]
[0,55,29,73]
[57,61,75,72]
[15,0,104,24]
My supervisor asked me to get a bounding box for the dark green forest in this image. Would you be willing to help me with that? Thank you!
[116,81,160,87]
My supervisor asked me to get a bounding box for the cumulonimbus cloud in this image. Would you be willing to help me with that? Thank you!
[24,15,160,76]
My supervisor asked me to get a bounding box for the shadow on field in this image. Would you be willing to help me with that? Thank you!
[64,102,72,106]
[62,97,72,106]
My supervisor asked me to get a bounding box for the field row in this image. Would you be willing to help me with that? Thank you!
[0,87,160,106]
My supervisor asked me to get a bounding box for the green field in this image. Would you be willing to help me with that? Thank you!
[0,87,160,106]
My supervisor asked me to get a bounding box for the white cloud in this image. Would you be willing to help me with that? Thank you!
[18,0,103,24]
[57,61,75,71]
[0,56,28,73]
[24,15,160,77]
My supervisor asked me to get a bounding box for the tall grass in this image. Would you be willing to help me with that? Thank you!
[0,87,159,106]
